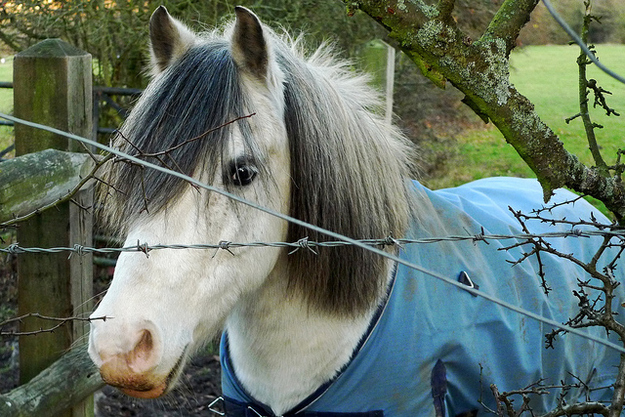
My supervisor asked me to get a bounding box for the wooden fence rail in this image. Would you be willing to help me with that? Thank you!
[0,149,95,223]
[0,346,104,417]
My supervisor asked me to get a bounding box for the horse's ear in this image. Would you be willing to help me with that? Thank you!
[231,6,269,81]
[149,5,196,75]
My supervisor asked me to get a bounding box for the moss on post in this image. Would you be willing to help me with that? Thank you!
[0,149,95,223]
[13,38,94,417]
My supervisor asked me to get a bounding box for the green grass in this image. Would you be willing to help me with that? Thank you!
[0,55,13,157]
[424,44,625,191]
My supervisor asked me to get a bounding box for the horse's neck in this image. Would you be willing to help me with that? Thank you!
[225,256,389,415]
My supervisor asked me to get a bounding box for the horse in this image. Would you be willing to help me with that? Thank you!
[88,6,621,416]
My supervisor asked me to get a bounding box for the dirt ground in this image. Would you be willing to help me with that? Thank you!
[0,245,225,417]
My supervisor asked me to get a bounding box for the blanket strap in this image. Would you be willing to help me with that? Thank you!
[215,396,384,417]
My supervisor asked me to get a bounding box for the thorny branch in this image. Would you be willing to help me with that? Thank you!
[110,114,257,207]
[588,79,620,117]
[566,0,614,177]
[478,366,611,416]
[498,196,625,416]
[138,113,255,158]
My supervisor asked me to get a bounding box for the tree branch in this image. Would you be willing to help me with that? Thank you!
[576,1,610,176]
[345,0,625,222]
[481,0,539,56]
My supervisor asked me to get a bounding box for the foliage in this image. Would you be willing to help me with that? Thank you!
[0,1,384,87]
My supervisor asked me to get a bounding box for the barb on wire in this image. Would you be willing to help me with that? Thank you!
[2,111,625,355]
[288,237,318,255]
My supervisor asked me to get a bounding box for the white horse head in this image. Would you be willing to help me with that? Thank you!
[88,5,413,411]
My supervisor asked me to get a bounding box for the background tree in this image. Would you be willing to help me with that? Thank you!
[0,1,386,87]
[2,1,624,182]
[343,0,625,221]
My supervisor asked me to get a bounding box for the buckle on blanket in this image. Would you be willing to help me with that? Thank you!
[209,397,226,416]
[245,406,267,417]
[458,271,479,297]
[212,396,272,416]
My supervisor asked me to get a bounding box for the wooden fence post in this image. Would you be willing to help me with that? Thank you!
[361,40,395,124]
[13,39,94,417]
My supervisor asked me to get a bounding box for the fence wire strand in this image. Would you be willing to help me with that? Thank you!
[2,111,625,355]
[542,0,625,84]
[3,230,625,256]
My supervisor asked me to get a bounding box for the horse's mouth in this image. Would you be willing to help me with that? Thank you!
[105,349,188,400]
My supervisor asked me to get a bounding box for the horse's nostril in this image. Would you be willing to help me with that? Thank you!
[128,329,155,371]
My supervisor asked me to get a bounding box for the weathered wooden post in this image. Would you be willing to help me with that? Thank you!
[13,39,94,417]
[361,39,395,124]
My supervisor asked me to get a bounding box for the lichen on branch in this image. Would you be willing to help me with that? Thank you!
[345,0,625,222]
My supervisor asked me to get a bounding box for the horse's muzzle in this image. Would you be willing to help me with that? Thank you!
[89,321,183,399]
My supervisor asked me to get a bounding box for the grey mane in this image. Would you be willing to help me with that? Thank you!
[276,42,416,316]
[101,23,417,317]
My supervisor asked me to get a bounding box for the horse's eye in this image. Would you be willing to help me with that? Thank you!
[229,161,258,186]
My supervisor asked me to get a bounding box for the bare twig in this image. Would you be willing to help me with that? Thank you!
[572,0,612,176]
[486,378,610,417]
[140,113,256,158]
[0,313,109,337]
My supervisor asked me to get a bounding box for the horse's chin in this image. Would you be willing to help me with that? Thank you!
[101,350,188,400]
[103,372,173,400]
[119,384,169,399]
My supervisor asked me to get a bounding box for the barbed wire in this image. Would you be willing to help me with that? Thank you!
[2,113,625,354]
[2,229,624,256]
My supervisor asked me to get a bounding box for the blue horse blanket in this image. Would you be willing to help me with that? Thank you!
[221,177,620,416]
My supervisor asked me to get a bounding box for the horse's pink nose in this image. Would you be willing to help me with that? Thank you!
[93,327,168,399]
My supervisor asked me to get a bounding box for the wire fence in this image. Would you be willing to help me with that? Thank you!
[2,110,625,355]
[2,230,624,256]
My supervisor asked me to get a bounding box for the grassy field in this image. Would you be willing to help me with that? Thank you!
[0,55,13,157]
[424,44,625,190]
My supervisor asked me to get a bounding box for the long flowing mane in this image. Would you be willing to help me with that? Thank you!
[277,42,417,315]
[100,22,417,316]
